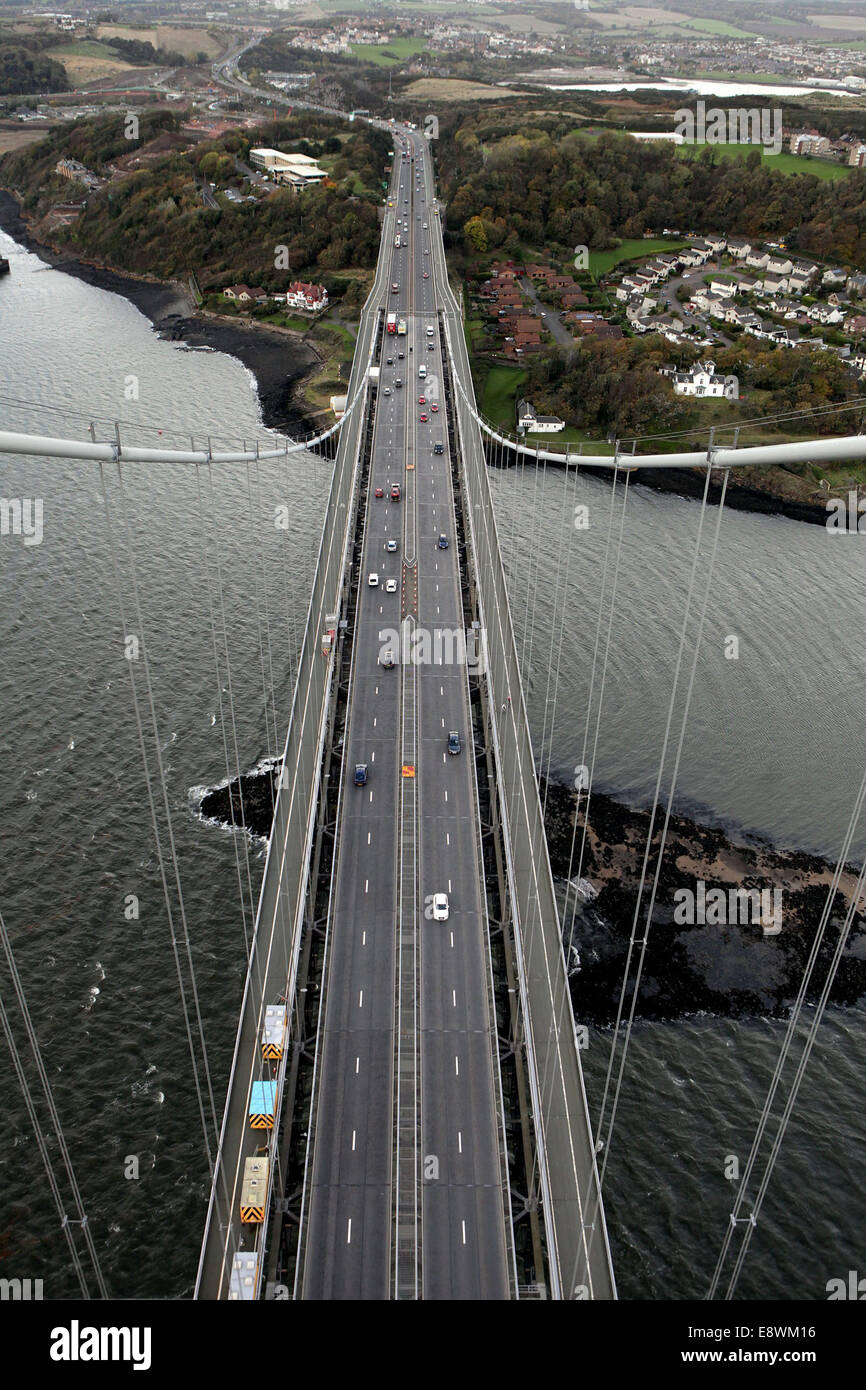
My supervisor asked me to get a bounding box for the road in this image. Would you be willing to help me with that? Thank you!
[298,131,512,1300]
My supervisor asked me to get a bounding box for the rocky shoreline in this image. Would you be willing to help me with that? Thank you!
[541,777,866,1026]
[0,188,323,438]
[195,760,866,1026]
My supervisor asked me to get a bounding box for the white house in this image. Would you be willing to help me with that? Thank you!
[766,255,793,276]
[516,399,565,433]
[668,359,739,399]
[285,279,328,312]
[762,274,789,295]
[709,278,737,299]
[807,302,845,325]
[745,250,769,271]
[727,238,752,259]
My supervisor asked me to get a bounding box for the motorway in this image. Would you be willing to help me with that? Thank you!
[297,132,512,1300]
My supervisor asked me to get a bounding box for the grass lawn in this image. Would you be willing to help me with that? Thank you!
[589,238,689,277]
[681,19,756,38]
[349,37,427,67]
[479,364,526,429]
[676,143,851,181]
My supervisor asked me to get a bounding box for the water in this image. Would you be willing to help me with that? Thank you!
[1,227,864,1300]
[536,78,858,100]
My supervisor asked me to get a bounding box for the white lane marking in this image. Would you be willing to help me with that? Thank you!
[355,1056,360,1073]
[454,1055,459,1077]
[362,930,366,945]
[352,1130,357,1151]
[440,685,444,695]
[369,791,373,802]
[347,1219,352,1245]
[448,879,452,892]
[367,831,371,844]
[444,789,448,803]
[452,988,456,1007]
[462,1221,467,1246]
[359,990,364,1008]
[371,751,375,763]
[365,879,369,894]
[458,1131,462,1154]
[446,832,450,845]
[441,718,445,728]
[450,931,454,949]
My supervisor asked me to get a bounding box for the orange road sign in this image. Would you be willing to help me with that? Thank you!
[401,764,416,778]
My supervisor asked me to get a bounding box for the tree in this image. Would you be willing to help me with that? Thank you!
[463,215,488,255]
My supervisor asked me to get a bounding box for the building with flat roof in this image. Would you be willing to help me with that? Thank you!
[249,148,327,188]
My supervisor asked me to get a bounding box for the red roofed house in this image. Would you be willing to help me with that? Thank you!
[286,280,329,312]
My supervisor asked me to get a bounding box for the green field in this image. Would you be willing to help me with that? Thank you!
[677,142,851,181]
[681,19,756,38]
[349,37,427,67]
[479,364,526,429]
[588,237,689,277]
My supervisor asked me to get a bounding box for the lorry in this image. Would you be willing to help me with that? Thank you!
[386,313,397,334]
[396,317,407,335]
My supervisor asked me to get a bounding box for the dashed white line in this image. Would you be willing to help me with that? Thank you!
[458,1131,463,1154]
[359,990,364,1008]
[352,1130,357,1151]
[454,1055,460,1076]
[347,1219,353,1245]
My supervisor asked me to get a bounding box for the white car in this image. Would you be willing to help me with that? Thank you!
[432,893,449,921]
[385,578,398,593]
[368,572,379,587]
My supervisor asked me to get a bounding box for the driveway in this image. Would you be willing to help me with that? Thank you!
[519,277,575,349]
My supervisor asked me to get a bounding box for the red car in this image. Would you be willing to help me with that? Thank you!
[390,484,401,501]
[419,412,428,422]
[375,487,384,498]
[423,272,429,279]
[431,403,439,413]
[418,395,426,404]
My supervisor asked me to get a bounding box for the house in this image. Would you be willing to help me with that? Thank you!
[847,272,866,299]
[669,359,738,398]
[223,283,261,303]
[727,238,752,259]
[791,132,831,158]
[286,280,328,311]
[822,267,849,289]
[709,279,737,299]
[704,234,727,254]
[766,255,793,277]
[846,313,866,336]
[745,250,769,271]
[762,274,789,295]
[807,302,845,325]
[516,398,565,433]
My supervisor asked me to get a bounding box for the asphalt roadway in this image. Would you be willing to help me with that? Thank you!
[298,132,512,1300]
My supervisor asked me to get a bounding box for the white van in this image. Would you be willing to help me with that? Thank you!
[418,364,427,378]
[425,325,434,337]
